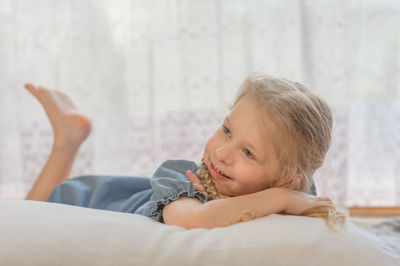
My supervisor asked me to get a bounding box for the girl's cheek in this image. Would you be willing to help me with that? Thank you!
[204,136,216,156]
[205,132,227,158]
[206,133,219,148]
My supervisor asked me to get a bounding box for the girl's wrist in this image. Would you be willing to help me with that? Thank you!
[263,187,290,214]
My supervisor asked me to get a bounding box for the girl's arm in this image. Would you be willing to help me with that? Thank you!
[163,187,329,229]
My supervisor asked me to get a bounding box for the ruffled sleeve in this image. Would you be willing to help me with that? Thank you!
[138,160,208,222]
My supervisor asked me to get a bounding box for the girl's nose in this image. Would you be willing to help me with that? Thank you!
[216,145,232,165]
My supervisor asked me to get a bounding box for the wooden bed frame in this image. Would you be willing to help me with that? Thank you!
[350,207,400,217]
[349,207,400,223]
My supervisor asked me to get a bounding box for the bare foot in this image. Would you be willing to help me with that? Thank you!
[24,84,92,151]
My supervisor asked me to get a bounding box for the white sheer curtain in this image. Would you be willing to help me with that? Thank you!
[0,0,399,207]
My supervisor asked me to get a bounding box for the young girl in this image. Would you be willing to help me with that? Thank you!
[25,72,340,229]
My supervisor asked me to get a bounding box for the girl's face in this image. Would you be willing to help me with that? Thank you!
[202,96,280,196]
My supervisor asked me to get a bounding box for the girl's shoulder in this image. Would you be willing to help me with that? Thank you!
[153,160,199,179]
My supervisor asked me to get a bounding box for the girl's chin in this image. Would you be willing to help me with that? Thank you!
[213,182,236,197]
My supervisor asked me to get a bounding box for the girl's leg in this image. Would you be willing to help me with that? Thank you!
[25,84,92,201]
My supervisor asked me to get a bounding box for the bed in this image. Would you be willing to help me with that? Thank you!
[371,217,400,256]
[0,200,399,266]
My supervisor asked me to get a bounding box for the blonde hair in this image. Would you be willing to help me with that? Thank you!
[198,72,346,231]
[233,72,333,192]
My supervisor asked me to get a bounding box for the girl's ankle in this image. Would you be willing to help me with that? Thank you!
[53,138,81,153]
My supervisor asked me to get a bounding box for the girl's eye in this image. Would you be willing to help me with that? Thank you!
[223,126,231,137]
[244,148,254,159]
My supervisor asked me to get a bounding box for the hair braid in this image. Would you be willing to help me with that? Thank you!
[197,161,221,200]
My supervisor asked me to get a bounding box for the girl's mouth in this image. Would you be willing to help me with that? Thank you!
[209,162,232,180]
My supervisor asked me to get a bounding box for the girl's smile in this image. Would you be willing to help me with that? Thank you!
[209,162,232,181]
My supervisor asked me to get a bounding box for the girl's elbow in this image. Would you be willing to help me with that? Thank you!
[162,198,210,229]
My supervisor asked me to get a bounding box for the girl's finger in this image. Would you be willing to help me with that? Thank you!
[318,197,331,202]
[186,170,207,194]
[186,170,201,184]
[313,196,330,201]
[193,183,206,193]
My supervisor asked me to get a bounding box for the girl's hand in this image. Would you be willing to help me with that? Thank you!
[278,188,332,215]
[186,170,208,196]
[185,170,230,199]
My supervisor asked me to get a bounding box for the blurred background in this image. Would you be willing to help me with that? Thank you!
[0,0,399,208]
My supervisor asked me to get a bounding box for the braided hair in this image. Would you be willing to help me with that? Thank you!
[197,160,220,200]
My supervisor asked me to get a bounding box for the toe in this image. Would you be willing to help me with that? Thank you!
[24,83,36,91]
[37,86,49,94]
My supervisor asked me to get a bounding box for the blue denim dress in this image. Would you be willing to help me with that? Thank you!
[47,160,208,223]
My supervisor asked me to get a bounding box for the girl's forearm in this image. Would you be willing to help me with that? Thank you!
[164,187,322,229]
[187,188,288,229]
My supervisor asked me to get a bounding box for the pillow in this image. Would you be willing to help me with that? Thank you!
[0,200,398,266]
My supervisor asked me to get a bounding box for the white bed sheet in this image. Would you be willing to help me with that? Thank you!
[0,200,399,266]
